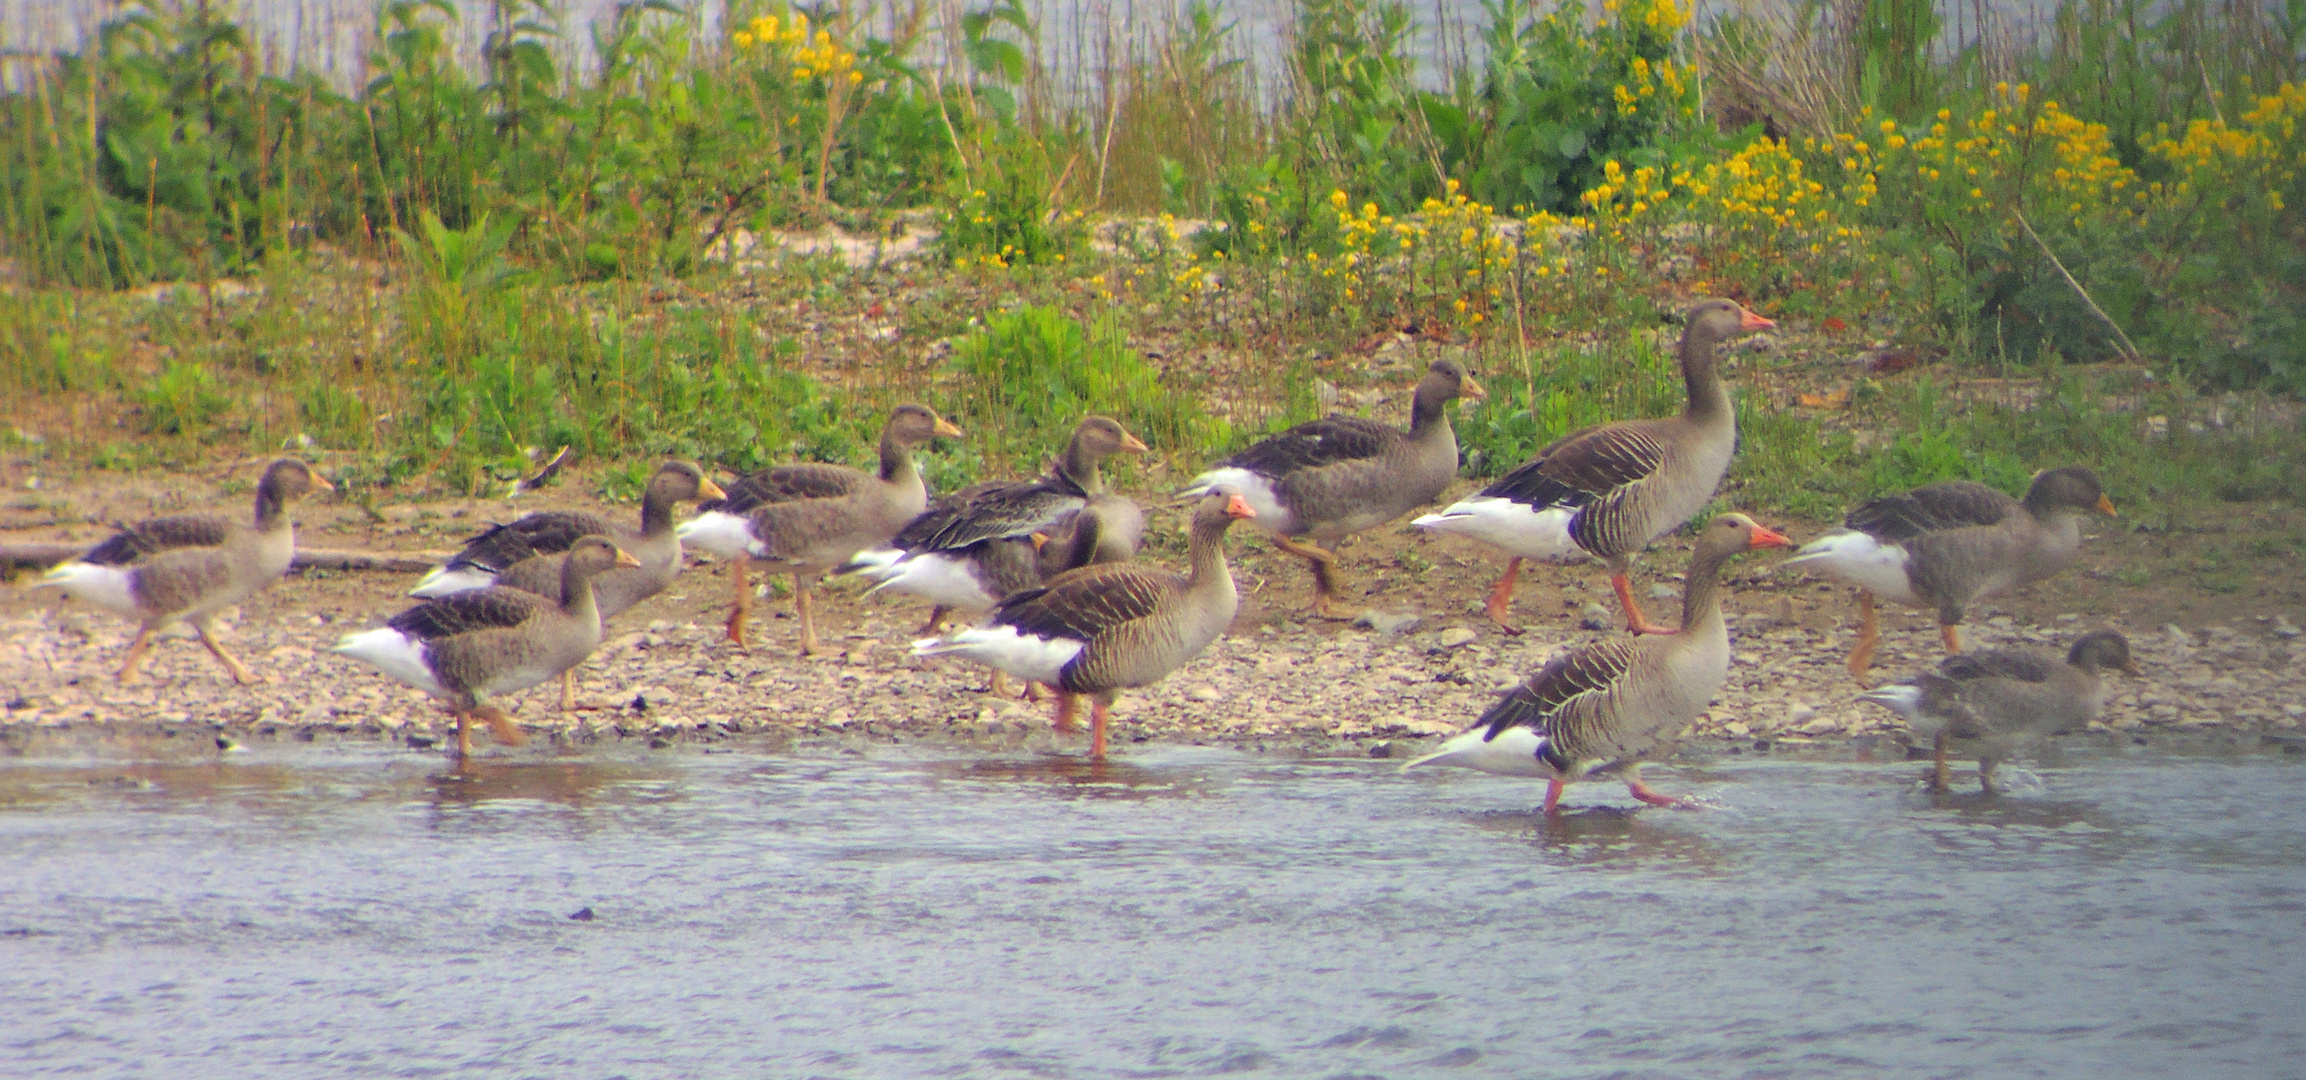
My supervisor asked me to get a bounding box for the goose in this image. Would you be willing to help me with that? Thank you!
[1411,300,1773,635]
[332,535,643,758]
[676,405,962,653]
[1036,492,1147,579]
[33,458,332,684]
[409,461,724,599]
[1781,467,2116,678]
[1402,513,1790,814]
[1180,358,1484,619]
[913,488,1255,758]
[837,416,1148,631]
[1858,629,2138,792]
[413,462,723,708]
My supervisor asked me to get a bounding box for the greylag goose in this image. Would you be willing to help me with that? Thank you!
[1402,513,1790,814]
[415,462,723,708]
[1859,629,2138,792]
[676,404,962,653]
[1036,492,1147,579]
[1411,300,1774,634]
[409,461,724,598]
[1180,359,1484,619]
[912,488,1255,758]
[33,458,332,684]
[837,416,1148,630]
[1781,466,2116,678]
[332,535,643,758]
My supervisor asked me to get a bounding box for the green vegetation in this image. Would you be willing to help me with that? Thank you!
[0,0,2299,533]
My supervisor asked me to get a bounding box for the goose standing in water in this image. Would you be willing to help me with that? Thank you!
[34,459,332,684]
[1782,467,2116,678]
[677,405,962,653]
[1403,514,1790,814]
[332,536,643,758]
[1412,300,1772,634]
[1859,629,2138,792]
[1181,359,1483,619]
[913,488,1254,758]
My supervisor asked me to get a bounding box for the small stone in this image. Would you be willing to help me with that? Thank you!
[1649,583,1679,601]
[1353,610,1422,636]
[1722,720,1751,737]
[2274,615,2300,640]
[1437,627,1479,648]
[1787,703,1818,724]
[1579,603,1613,631]
[1187,685,1222,702]
[568,907,595,922]
[2165,623,2193,648]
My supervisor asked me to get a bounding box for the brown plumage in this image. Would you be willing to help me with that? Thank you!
[915,489,1255,757]
[1785,466,2118,679]
[677,405,963,653]
[1182,359,1485,619]
[1403,514,1793,814]
[34,459,333,684]
[333,536,644,758]
[1412,299,1775,634]
[1861,630,2139,792]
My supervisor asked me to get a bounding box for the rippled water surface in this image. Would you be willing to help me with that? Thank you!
[4,743,2303,1078]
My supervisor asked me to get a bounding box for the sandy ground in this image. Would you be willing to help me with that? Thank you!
[3,468,2302,773]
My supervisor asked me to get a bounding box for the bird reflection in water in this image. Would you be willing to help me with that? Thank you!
[1465,803,1735,876]
[922,754,1216,802]
[424,758,665,810]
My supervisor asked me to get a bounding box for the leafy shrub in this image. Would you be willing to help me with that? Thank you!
[946,305,1225,475]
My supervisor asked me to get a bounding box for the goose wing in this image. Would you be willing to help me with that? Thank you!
[1478,636,1639,757]
[1218,415,1398,478]
[79,514,236,565]
[385,588,549,640]
[993,562,1178,643]
[710,463,866,515]
[908,476,1090,551]
[1479,421,1668,512]
[1938,647,2058,684]
[446,512,618,572]
[1845,481,2018,541]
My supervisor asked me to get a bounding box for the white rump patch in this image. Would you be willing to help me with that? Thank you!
[1400,724,1558,777]
[1178,468,1287,529]
[912,624,1083,685]
[1412,498,1585,561]
[330,628,444,697]
[870,552,1001,610]
[836,547,906,583]
[31,562,143,618]
[408,565,497,599]
[675,510,757,561]
[1782,530,1917,602]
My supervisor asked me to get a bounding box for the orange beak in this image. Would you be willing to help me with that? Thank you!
[309,472,336,493]
[1739,308,1776,332]
[697,476,728,500]
[2095,494,2118,517]
[2120,657,2143,677]
[1749,523,1793,549]
[1459,375,1488,401]
[613,547,645,569]
[1224,494,1257,520]
[933,417,965,438]
[1029,532,1050,552]
[1120,431,1150,454]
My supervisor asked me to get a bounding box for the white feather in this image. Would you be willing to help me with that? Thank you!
[912,624,1084,685]
[1855,683,1925,721]
[1411,498,1586,561]
[675,510,758,561]
[329,628,445,697]
[407,565,498,599]
[835,546,907,583]
[1400,724,1558,777]
[30,562,144,618]
[869,552,1001,610]
[1177,468,1289,529]
[1781,530,1918,603]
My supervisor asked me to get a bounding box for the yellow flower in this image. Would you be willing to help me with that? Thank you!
[734,30,754,48]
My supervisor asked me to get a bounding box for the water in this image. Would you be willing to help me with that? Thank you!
[4,742,2303,1078]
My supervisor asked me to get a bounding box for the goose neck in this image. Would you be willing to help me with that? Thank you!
[876,431,918,486]
[1678,549,1734,632]
[638,484,677,536]
[1679,331,1731,422]
[1184,518,1235,589]
[559,562,603,626]
[1055,440,1105,495]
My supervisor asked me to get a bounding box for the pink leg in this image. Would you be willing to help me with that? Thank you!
[1612,572,1678,636]
[1541,777,1567,815]
[1626,777,1687,808]
[1053,693,1082,733]
[1089,699,1110,759]
[1485,557,1524,635]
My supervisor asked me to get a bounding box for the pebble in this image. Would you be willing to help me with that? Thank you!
[1437,627,1478,648]
[1353,611,1422,636]
[1578,603,1613,631]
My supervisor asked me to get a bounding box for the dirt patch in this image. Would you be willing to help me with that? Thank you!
[4,466,2301,768]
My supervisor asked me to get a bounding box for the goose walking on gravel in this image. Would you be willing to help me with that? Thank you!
[1180,359,1483,619]
[1858,630,2138,792]
[332,536,643,758]
[1781,467,2116,679]
[677,405,962,653]
[913,488,1255,759]
[408,462,724,707]
[1402,514,1791,814]
[1411,300,1773,635]
[838,417,1148,634]
[33,459,333,684]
